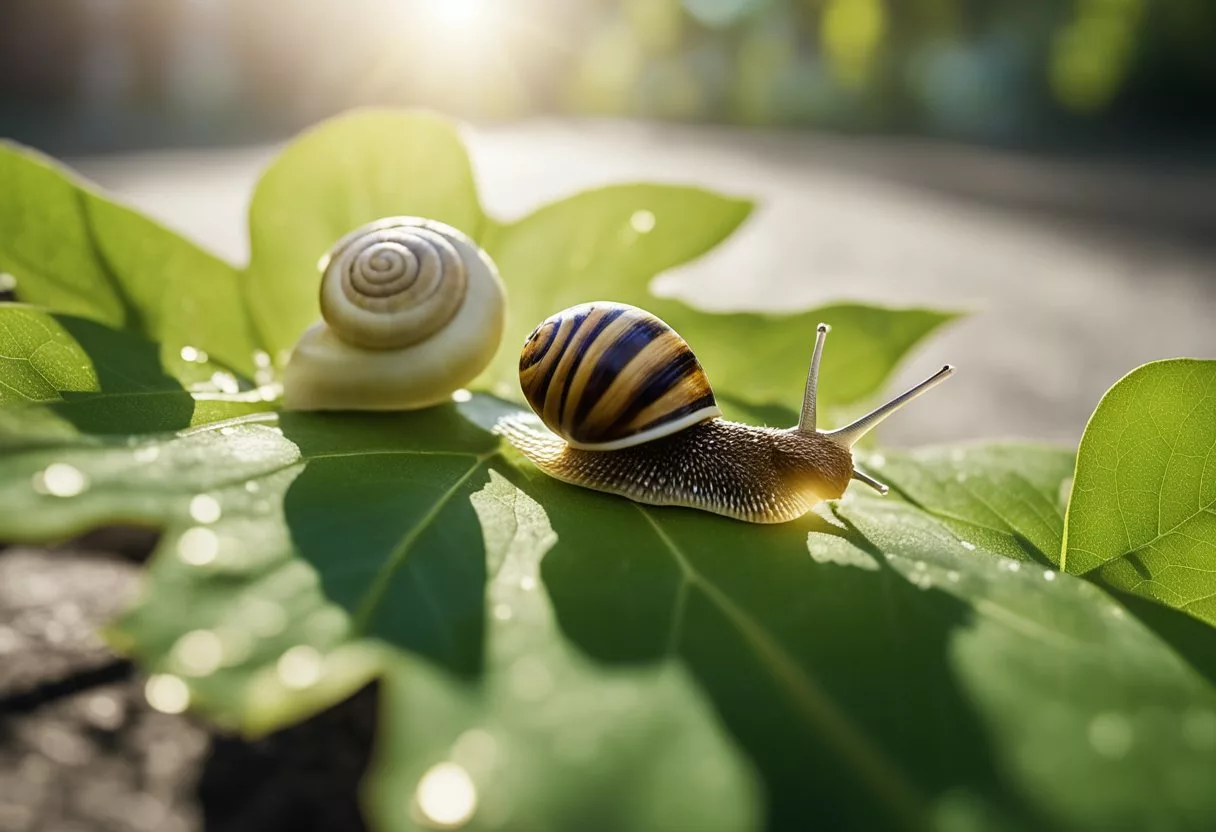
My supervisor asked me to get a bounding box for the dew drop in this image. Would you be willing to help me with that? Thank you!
[1044,570,1057,582]
[629,209,656,234]
[0,272,17,292]
[415,762,476,828]
[519,576,537,592]
[179,346,200,362]
[188,494,222,524]
[276,645,323,690]
[253,350,272,369]
[451,389,472,403]
[172,630,223,677]
[946,570,960,583]
[144,674,190,714]
[34,463,88,497]
[245,481,261,494]
[1088,712,1133,759]
[210,372,240,395]
[133,445,160,463]
[178,527,219,566]
[492,603,513,621]
[959,540,977,551]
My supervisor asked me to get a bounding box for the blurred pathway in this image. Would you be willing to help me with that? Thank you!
[73,120,1216,446]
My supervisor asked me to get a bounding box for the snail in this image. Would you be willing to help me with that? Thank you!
[496,302,953,524]
[282,217,506,411]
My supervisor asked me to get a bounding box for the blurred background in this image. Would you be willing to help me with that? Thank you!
[2,0,1215,154]
[0,0,1214,448]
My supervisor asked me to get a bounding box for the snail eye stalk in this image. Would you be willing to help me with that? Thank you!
[824,365,956,450]
[797,323,831,434]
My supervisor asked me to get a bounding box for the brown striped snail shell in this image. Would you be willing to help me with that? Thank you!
[498,302,954,524]
[282,217,506,411]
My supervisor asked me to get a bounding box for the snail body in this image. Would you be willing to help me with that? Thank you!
[282,217,505,411]
[499,302,953,524]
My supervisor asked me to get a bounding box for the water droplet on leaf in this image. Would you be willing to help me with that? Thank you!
[415,762,477,828]
[145,674,190,714]
[34,463,88,497]
[178,527,219,566]
[630,209,656,233]
[172,630,223,676]
[188,494,222,524]
[276,645,323,689]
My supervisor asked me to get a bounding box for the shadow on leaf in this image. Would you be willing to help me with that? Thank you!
[506,467,1022,831]
[51,314,195,433]
[279,407,497,680]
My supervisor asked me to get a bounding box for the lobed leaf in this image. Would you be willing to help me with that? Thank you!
[837,494,1216,832]
[1063,359,1216,626]
[0,144,262,377]
[0,405,760,832]
[245,109,488,363]
[243,109,954,414]
[0,304,272,439]
[867,443,1076,563]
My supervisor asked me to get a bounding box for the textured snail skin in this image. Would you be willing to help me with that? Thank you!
[282,217,505,411]
[498,417,854,524]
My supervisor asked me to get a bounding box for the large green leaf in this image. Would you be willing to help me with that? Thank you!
[836,495,1216,832]
[0,144,262,377]
[482,183,955,410]
[3,365,1216,830]
[510,436,1216,831]
[245,110,489,362]
[0,405,759,832]
[0,304,273,438]
[870,443,1076,563]
[1063,359,1216,626]
[241,110,954,415]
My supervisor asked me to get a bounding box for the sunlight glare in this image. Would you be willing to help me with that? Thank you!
[431,0,496,29]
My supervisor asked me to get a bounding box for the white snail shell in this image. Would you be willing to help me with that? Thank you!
[282,217,506,411]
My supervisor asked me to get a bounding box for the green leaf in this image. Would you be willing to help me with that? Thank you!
[478,184,752,392]
[0,304,272,437]
[1063,359,1216,626]
[516,442,1216,832]
[836,494,1216,832]
[483,184,955,410]
[0,143,262,377]
[652,302,958,414]
[243,110,954,415]
[868,443,1076,563]
[3,383,1216,830]
[245,109,488,362]
[0,405,759,832]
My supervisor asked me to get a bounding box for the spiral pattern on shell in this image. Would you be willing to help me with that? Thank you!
[519,302,721,450]
[319,218,469,350]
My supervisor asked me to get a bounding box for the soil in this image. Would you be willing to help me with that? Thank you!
[0,535,375,832]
